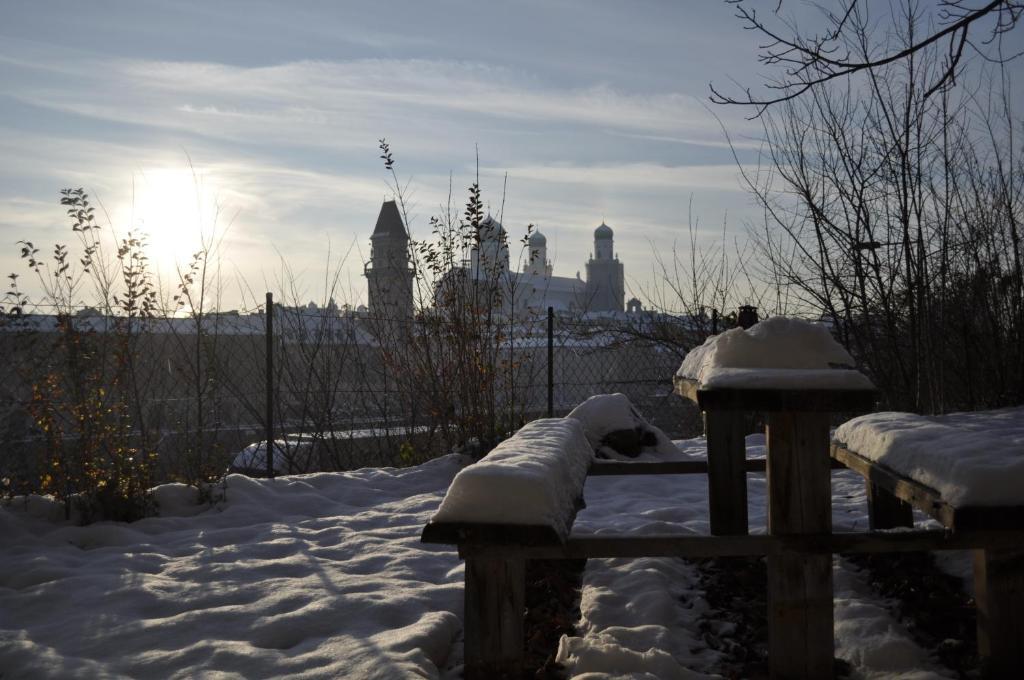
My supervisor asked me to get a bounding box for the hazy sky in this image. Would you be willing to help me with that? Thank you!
[4,1,1013,312]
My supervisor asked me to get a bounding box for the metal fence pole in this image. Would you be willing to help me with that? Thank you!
[265,291,275,479]
[547,306,554,418]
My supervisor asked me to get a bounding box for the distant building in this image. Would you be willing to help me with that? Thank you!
[364,200,629,317]
[364,200,414,320]
[584,222,625,313]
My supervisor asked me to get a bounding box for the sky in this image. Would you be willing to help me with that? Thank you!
[2,1,1018,313]
[0,1,776,312]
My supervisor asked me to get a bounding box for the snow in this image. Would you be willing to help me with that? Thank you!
[230,439,300,474]
[0,457,468,679]
[430,418,593,540]
[1,428,965,678]
[834,406,1024,506]
[567,393,679,458]
[678,316,873,390]
[833,558,954,679]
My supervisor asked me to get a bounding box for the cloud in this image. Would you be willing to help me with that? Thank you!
[5,54,733,157]
[483,162,754,193]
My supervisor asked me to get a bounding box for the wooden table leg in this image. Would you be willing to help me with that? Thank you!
[866,482,913,530]
[706,410,748,536]
[463,553,525,680]
[974,547,1024,678]
[766,411,834,679]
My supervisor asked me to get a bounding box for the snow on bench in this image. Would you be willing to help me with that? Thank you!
[422,418,593,545]
[834,406,1024,676]
[834,407,1024,530]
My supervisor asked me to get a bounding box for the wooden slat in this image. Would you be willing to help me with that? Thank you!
[589,458,844,475]
[590,460,711,475]
[673,376,877,413]
[831,443,950,521]
[706,410,748,535]
[456,529,1024,560]
[463,554,525,679]
[766,410,834,679]
[421,521,563,546]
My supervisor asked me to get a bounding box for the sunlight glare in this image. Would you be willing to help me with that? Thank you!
[130,167,221,275]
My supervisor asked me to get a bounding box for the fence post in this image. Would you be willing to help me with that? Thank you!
[547,306,554,418]
[265,291,275,479]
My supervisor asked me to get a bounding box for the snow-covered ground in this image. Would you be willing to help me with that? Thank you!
[1,435,960,678]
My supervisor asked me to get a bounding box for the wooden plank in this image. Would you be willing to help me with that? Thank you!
[706,410,748,535]
[458,530,1024,560]
[591,460,711,475]
[673,376,877,413]
[767,411,834,679]
[867,481,914,530]
[974,547,1024,678]
[463,554,526,679]
[831,443,954,527]
[833,445,1024,532]
[588,458,845,476]
[421,521,563,546]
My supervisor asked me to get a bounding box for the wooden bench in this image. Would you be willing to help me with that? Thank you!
[423,402,1023,679]
[831,441,1024,677]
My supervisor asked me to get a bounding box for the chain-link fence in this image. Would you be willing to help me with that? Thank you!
[0,301,699,495]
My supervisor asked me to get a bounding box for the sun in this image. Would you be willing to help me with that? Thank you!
[129,167,221,276]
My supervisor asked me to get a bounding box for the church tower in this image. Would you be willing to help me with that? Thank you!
[525,229,553,277]
[584,221,624,312]
[365,200,414,320]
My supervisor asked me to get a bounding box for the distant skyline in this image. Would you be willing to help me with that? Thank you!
[4,1,1013,313]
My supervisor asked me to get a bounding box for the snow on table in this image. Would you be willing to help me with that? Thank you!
[677,316,873,390]
[429,418,593,542]
[835,406,1024,507]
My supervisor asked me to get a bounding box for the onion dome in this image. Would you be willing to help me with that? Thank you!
[528,230,547,246]
[479,214,505,236]
[594,222,613,239]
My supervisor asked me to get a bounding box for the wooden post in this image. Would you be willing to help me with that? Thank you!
[705,410,748,535]
[265,291,275,479]
[866,482,913,530]
[463,553,526,680]
[766,411,834,679]
[547,306,554,418]
[974,547,1024,678]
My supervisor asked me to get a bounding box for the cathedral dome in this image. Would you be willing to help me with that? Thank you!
[528,230,546,246]
[594,222,613,239]
[479,214,505,237]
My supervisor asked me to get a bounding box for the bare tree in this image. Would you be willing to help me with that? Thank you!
[712,0,1022,115]
[736,7,1023,412]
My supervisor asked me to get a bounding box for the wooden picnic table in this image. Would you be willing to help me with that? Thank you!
[674,375,877,679]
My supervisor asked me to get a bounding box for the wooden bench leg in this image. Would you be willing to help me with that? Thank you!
[974,547,1024,678]
[463,554,525,680]
[766,411,834,679]
[866,482,913,530]
[706,410,748,536]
